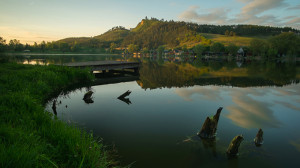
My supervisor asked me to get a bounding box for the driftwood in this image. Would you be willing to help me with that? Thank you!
[83,91,93,100]
[83,91,94,104]
[118,97,132,105]
[254,128,264,146]
[117,90,132,105]
[117,90,131,99]
[197,107,223,138]
[227,135,244,156]
[52,99,57,116]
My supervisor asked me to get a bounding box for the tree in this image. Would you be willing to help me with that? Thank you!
[225,30,229,36]
[226,44,239,56]
[142,47,149,54]
[250,39,268,56]
[0,37,6,52]
[40,41,46,52]
[9,39,23,51]
[59,42,69,53]
[210,42,225,52]
[110,42,117,53]
[157,45,165,55]
[193,44,206,56]
[71,41,79,52]
[128,44,139,53]
[182,45,188,52]
[268,32,300,56]
[89,38,100,49]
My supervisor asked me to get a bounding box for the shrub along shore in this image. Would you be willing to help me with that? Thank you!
[0,63,118,168]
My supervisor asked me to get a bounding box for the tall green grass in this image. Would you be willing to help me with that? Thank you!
[0,63,118,168]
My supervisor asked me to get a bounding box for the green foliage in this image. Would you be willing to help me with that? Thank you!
[0,37,6,52]
[94,27,130,48]
[9,39,23,51]
[193,44,207,56]
[0,63,116,168]
[110,42,117,53]
[142,47,149,54]
[250,39,269,56]
[128,44,139,53]
[210,42,225,52]
[157,45,165,55]
[226,44,239,55]
[268,32,300,56]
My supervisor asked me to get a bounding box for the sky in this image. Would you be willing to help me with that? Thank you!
[0,0,299,44]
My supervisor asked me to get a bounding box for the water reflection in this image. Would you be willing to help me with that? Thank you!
[290,139,300,152]
[138,61,299,89]
[117,90,132,105]
[175,86,223,101]
[274,101,300,111]
[118,97,132,105]
[226,89,281,129]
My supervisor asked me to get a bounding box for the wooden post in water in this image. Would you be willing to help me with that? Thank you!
[254,128,264,146]
[83,91,94,104]
[52,99,57,116]
[197,107,223,138]
[227,135,244,156]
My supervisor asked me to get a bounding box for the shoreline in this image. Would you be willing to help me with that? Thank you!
[0,63,118,167]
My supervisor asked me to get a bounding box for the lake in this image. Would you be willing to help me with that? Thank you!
[5,54,300,167]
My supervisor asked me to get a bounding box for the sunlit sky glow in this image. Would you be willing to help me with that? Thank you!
[0,0,299,44]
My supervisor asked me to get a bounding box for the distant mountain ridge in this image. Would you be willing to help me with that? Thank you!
[58,17,299,49]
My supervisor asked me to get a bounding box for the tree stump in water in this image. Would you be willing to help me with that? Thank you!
[52,99,57,116]
[227,135,244,156]
[83,91,93,100]
[83,91,94,104]
[197,107,223,138]
[254,128,264,146]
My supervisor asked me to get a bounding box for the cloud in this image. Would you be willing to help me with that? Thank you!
[226,90,281,129]
[0,26,59,44]
[174,86,223,101]
[273,84,300,96]
[178,6,230,24]
[290,139,300,152]
[274,100,300,111]
[178,0,299,29]
[287,4,300,10]
[284,17,300,28]
[240,0,287,16]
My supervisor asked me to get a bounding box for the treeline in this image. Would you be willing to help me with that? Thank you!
[47,17,300,51]
[121,18,299,48]
[187,23,298,36]
[0,17,299,54]
[0,37,107,53]
[249,32,300,57]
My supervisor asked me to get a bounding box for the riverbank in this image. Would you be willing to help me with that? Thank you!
[0,63,117,167]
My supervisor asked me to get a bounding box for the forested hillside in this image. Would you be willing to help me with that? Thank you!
[1,17,299,54]
[57,17,298,49]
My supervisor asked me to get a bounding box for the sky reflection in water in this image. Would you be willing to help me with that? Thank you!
[34,55,300,167]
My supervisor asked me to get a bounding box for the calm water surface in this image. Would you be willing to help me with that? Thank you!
[6,54,299,168]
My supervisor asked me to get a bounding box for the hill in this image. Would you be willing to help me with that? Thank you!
[94,26,130,47]
[56,17,299,49]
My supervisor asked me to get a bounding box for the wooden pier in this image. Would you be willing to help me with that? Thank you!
[63,61,140,72]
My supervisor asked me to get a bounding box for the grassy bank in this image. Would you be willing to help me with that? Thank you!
[0,63,117,167]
